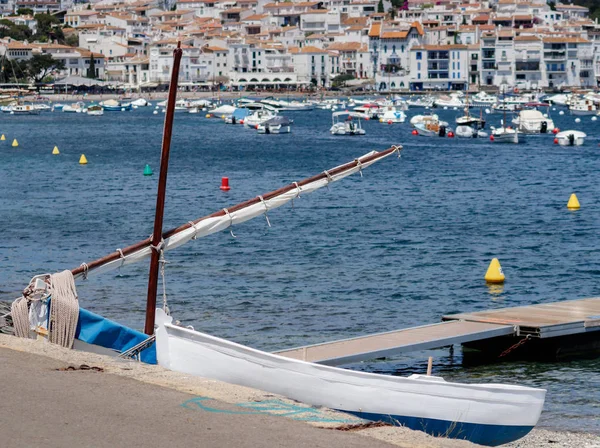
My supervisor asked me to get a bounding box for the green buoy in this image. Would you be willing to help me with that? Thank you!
[143,164,153,176]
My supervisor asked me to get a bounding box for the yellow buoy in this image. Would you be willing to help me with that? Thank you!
[52,146,60,155]
[12,139,18,147]
[485,258,505,284]
[205,114,211,118]
[79,154,88,165]
[1,134,5,141]
[567,193,580,210]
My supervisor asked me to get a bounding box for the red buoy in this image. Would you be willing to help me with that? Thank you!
[490,135,495,141]
[447,131,454,138]
[255,125,259,130]
[239,119,244,124]
[553,128,559,134]
[412,129,418,135]
[388,120,392,125]
[220,177,231,191]
[554,138,559,144]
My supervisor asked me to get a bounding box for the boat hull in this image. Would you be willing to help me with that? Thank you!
[155,312,545,447]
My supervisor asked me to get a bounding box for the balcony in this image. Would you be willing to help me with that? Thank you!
[544,51,566,61]
[516,61,540,72]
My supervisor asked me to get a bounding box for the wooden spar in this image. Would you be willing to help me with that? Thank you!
[70,145,402,279]
[144,42,182,335]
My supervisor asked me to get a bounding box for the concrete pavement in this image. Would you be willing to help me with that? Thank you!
[0,347,395,448]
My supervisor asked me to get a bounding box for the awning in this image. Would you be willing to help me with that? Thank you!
[53,76,112,87]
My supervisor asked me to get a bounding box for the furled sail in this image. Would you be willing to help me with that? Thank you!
[72,146,402,280]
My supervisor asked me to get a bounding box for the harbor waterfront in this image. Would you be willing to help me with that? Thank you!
[1,102,600,437]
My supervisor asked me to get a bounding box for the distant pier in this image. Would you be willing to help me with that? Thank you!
[275,298,600,365]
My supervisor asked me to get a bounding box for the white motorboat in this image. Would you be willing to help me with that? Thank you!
[435,93,464,108]
[10,104,41,115]
[406,96,435,108]
[470,92,498,107]
[62,102,86,113]
[512,110,555,134]
[410,114,448,128]
[244,109,277,128]
[491,126,519,143]
[414,118,450,137]
[155,309,545,447]
[490,103,521,114]
[208,104,236,116]
[353,103,382,119]
[256,116,292,134]
[555,130,586,146]
[131,98,149,107]
[86,104,104,116]
[568,99,597,116]
[545,93,570,106]
[455,125,487,138]
[33,104,51,112]
[330,111,367,135]
[379,107,406,123]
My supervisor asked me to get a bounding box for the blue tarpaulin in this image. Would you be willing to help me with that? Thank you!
[75,308,156,364]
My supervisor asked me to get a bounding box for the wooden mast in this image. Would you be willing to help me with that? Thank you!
[144,41,182,335]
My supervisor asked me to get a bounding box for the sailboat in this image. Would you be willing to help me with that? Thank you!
[455,90,486,138]
[491,88,519,144]
[7,43,545,447]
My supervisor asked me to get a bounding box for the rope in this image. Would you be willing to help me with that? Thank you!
[159,251,170,315]
[258,195,271,227]
[80,262,89,280]
[48,270,79,349]
[354,159,363,177]
[11,296,29,338]
[223,208,236,238]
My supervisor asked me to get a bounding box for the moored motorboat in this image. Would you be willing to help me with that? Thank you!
[62,102,86,113]
[330,111,367,135]
[414,118,450,137]
[512,110,554,134]
[555,130,586,146]
[101,99,132,111]
[224,108,250,124]
[379,107,406,123]
[155,309,545,447]
[243,108,277,128]
[455,125,487,138]
[256,116,292,134]
[86,104,104,116]
[10,104,41,115]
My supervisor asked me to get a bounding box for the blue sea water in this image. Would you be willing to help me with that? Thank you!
[1,103,599,433]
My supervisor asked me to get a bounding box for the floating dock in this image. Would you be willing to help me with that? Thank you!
[275,297,600,365]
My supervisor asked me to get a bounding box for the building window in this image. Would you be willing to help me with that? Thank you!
[416,51,422,60]
[384,45,387,53]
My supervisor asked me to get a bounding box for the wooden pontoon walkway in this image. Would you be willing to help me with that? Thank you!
[275,297,600,366]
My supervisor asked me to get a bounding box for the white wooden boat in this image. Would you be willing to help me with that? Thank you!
[555,130,586,146]
[491,127,519,143]
[155,309,545,447]
[330,111,367,135]
[569,99,597,116]
[11,104,40,115]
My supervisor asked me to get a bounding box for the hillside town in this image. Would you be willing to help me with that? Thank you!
[0,0,598,91]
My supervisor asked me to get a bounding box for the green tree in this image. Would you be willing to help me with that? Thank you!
[34,13,64,42]
[332,73,354,88]
[26,53,65,83]
[87,55,96,78]
[377,0,384,13]
[0,19,33,40]
[0,58,29,83]
[390,7,397,19]
[17,8,34,15]
[65,33,79,47]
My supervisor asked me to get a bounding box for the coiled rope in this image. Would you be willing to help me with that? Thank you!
[48,270,79,348]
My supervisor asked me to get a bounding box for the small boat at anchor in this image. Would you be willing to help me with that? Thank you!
[555,130,586,146]
[330,111,367,135]
[86,104,104,116]
[490,126,519,143]
[256,116,292,134]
